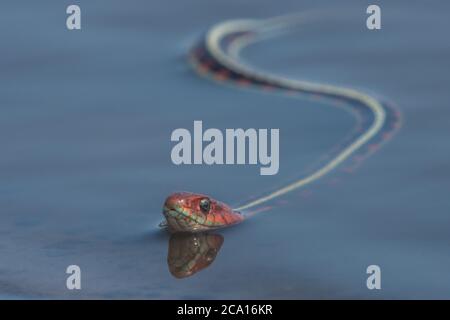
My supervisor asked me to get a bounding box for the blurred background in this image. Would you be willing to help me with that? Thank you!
[0,0,449,298]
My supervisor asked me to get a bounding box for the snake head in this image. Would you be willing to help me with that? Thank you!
[163,192,244,233]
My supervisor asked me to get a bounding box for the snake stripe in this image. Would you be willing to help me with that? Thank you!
[188,16,401,212]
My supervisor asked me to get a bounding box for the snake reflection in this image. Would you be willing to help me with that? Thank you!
[167,232,224,278]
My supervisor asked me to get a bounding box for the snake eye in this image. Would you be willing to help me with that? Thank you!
[199,198,211,213]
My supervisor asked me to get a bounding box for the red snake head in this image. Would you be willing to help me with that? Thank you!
[163,192,244,233]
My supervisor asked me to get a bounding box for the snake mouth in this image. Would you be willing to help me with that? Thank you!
[163,205,185,220]
[163,204,204,233]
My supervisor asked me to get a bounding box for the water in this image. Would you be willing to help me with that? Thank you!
[0,0,449,298]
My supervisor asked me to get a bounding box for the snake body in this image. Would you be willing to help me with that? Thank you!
[162,15,401,233]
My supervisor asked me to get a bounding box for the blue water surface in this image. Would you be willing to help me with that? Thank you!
[0,0,449,298]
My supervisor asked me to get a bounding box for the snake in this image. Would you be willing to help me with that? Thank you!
[162,13,401,233]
